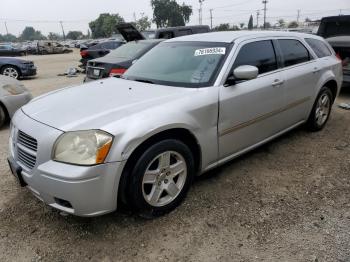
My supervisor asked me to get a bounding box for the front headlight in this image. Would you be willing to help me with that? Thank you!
[2,84,26,95]
[53,130,113,166]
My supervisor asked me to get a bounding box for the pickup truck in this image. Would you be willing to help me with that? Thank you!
[318,15,350,83]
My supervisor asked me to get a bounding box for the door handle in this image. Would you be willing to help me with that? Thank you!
[313,67,320,74]
[272,79,284,87]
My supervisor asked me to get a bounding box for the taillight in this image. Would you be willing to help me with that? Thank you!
[80,50,88,58]
[109,68,127,77]
[336,53,342,61]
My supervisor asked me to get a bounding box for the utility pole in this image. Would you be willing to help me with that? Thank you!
[199,0,204,25]
[262,0,268,29]
[256,10,260,28]
[133,12,137,22]
[59,21,66,41]
[297,9,301,25]
[209,9,213,29]
[4,22,9,35]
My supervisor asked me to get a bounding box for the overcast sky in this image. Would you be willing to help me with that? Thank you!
[1,0,349,36]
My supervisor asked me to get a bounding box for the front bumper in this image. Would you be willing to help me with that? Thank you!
[10,109,126,217]
[20,66,37,77]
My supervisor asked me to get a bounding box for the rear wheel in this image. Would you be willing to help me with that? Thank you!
[1,65,20,79]
[124,139,195,218]
[306,86,333,131]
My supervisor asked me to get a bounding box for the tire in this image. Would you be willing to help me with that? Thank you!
[124,139,195,218]
[1,65,21,79]
[0,104,6,129]
[306,86,333,131]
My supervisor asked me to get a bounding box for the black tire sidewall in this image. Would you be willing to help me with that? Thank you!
[0,105,6,128]
[307,86,333,131]
[127,139,195,216]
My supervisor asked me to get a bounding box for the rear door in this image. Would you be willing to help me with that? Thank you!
[275,38,319,125]
[218,39,286,159]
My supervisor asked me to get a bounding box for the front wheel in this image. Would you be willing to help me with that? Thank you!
[125,139,195,217]
[1,65,20,79]
[306,86,333,131]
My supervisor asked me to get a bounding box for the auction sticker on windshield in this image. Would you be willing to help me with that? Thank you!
[194,47,226,56]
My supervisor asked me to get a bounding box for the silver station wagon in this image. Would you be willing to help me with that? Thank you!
[8,31,342,217]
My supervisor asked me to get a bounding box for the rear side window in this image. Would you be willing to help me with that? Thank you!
[278,39,310,67]
[305,38,332,58]
[233,40,277,74]
[178,29,192,36]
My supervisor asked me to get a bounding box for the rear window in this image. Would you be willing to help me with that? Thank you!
[278,39,310,67]
[105,42,152,59]
[305,38,332,58]
[319,20,350,38]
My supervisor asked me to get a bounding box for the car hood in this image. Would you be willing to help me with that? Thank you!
[22,78,194,131]
[0,57,27,63]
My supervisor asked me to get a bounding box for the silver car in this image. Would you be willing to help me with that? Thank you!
[0,75,32,128]
[8,31,342,217]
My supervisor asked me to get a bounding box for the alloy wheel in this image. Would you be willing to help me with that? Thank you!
[315,93,331,126]
[142,151,187,207]
[2,67,19,79]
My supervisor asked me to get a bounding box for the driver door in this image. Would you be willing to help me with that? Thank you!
[218,39,286,160]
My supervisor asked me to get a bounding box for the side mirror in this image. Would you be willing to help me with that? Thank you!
[233,65,259,80]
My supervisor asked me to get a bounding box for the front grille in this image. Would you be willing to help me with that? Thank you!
[18,130,37,151]
[17,130,37,170]
[17,147,36,169]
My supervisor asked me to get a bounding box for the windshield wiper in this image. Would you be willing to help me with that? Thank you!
[134,79,154,84]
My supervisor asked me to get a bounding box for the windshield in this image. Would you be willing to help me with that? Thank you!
[123,42,230,87]
[106,41,152,59]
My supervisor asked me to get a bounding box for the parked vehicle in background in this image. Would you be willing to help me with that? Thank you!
[118,23,210,40]
[37,41,73,55]
[317,15,350,83]
[0,57,37,79]
[0,44,26,57]
[79,40,124,69]
[0,75,32,128]
[8,31,342,217]
[85,39,164,81]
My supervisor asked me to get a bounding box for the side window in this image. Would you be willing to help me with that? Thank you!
[305,38,332,58]
[232,40,278,75]
[278,39,310,67]
[158,31,174,39]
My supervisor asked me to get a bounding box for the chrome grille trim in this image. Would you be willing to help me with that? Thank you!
[16,130,38,170]
[18,130,37,152]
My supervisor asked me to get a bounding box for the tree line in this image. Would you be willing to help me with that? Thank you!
[1,0,309,42]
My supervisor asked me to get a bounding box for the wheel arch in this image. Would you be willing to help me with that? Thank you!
[117,128,202,206]
[323,79,338,103]
[0,64,22,77]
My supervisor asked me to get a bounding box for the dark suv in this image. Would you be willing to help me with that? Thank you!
[317,15,350,83]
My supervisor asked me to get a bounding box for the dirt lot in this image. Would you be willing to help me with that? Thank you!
[0,52,350,262]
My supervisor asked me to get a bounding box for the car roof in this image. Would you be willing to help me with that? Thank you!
[165,30,323,43]
[134,39,164,44]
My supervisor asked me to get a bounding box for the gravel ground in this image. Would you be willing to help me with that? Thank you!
[0,52,350,262]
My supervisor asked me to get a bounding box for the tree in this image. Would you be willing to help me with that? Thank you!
[48,32,61,40]
[20,27,46,41]
[263,22,272,29]
[151,0,193,28]
[239,23,245,29]
[0,34,17,42]
[66,31,84,40]
[89,13,125,38]
[305,17,312,23]
[277,19,286,28]
[135,16,152,31]
[288,21,299,28]
[248,15,254,30]
[213,23,230,31]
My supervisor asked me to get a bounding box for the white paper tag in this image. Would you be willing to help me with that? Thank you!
[194,47,226,56]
